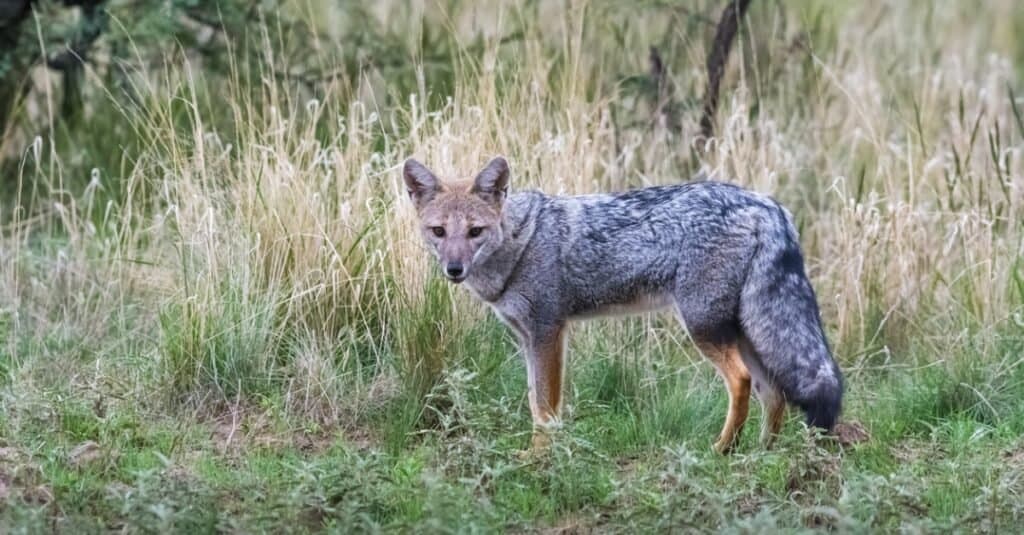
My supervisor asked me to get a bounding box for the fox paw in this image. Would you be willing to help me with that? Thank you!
[515,431,554,460]
[713,438,737,455]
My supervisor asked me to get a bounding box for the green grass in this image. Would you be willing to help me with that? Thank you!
[3,316,1023,531]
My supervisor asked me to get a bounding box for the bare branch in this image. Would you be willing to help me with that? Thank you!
[699,0,752,144]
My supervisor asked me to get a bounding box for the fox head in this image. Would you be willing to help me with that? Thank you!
[403,157,510,283]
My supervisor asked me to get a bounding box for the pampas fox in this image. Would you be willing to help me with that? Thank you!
[403,156,842,452]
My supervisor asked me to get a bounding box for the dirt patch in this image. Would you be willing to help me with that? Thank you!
[735,494,766,517]
[890,439,943,465]
[68,440,103,469]
[1001,440,1024,483]
[207,401,288,456]
[1003,441,1024,465]
[204,400,379,457]
[536,513,603,535]
[342,424,379,451]
[833,420,871,447]
[0,445,52,506]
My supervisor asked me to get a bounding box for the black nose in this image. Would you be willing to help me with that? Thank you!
[445,263,464,278]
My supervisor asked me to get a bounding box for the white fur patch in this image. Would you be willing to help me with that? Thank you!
[571,292,674,320]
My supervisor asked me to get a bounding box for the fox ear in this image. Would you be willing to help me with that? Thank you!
[471,156,509,205]
[403,158,440,208]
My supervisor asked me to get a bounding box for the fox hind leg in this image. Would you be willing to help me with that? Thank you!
[753,382,786,446]
[739,337,786,446]
[696,341,751,454]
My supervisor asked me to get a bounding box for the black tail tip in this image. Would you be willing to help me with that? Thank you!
[803,401,841,431]
[799,385,843,431]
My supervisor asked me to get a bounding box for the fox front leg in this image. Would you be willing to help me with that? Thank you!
[522,323,566,451]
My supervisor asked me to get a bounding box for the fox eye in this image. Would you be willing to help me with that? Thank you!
[468,227,485,238]
[430,226,445,238]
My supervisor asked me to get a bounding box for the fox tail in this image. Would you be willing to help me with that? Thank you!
[739,205,843,430]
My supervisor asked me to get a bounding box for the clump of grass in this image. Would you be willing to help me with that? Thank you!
[157,275,279,403]
[393,276,461,402]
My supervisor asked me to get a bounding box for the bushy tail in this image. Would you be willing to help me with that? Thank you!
[739,204,843,430]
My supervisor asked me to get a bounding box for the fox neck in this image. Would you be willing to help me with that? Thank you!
[464,192,539,303]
